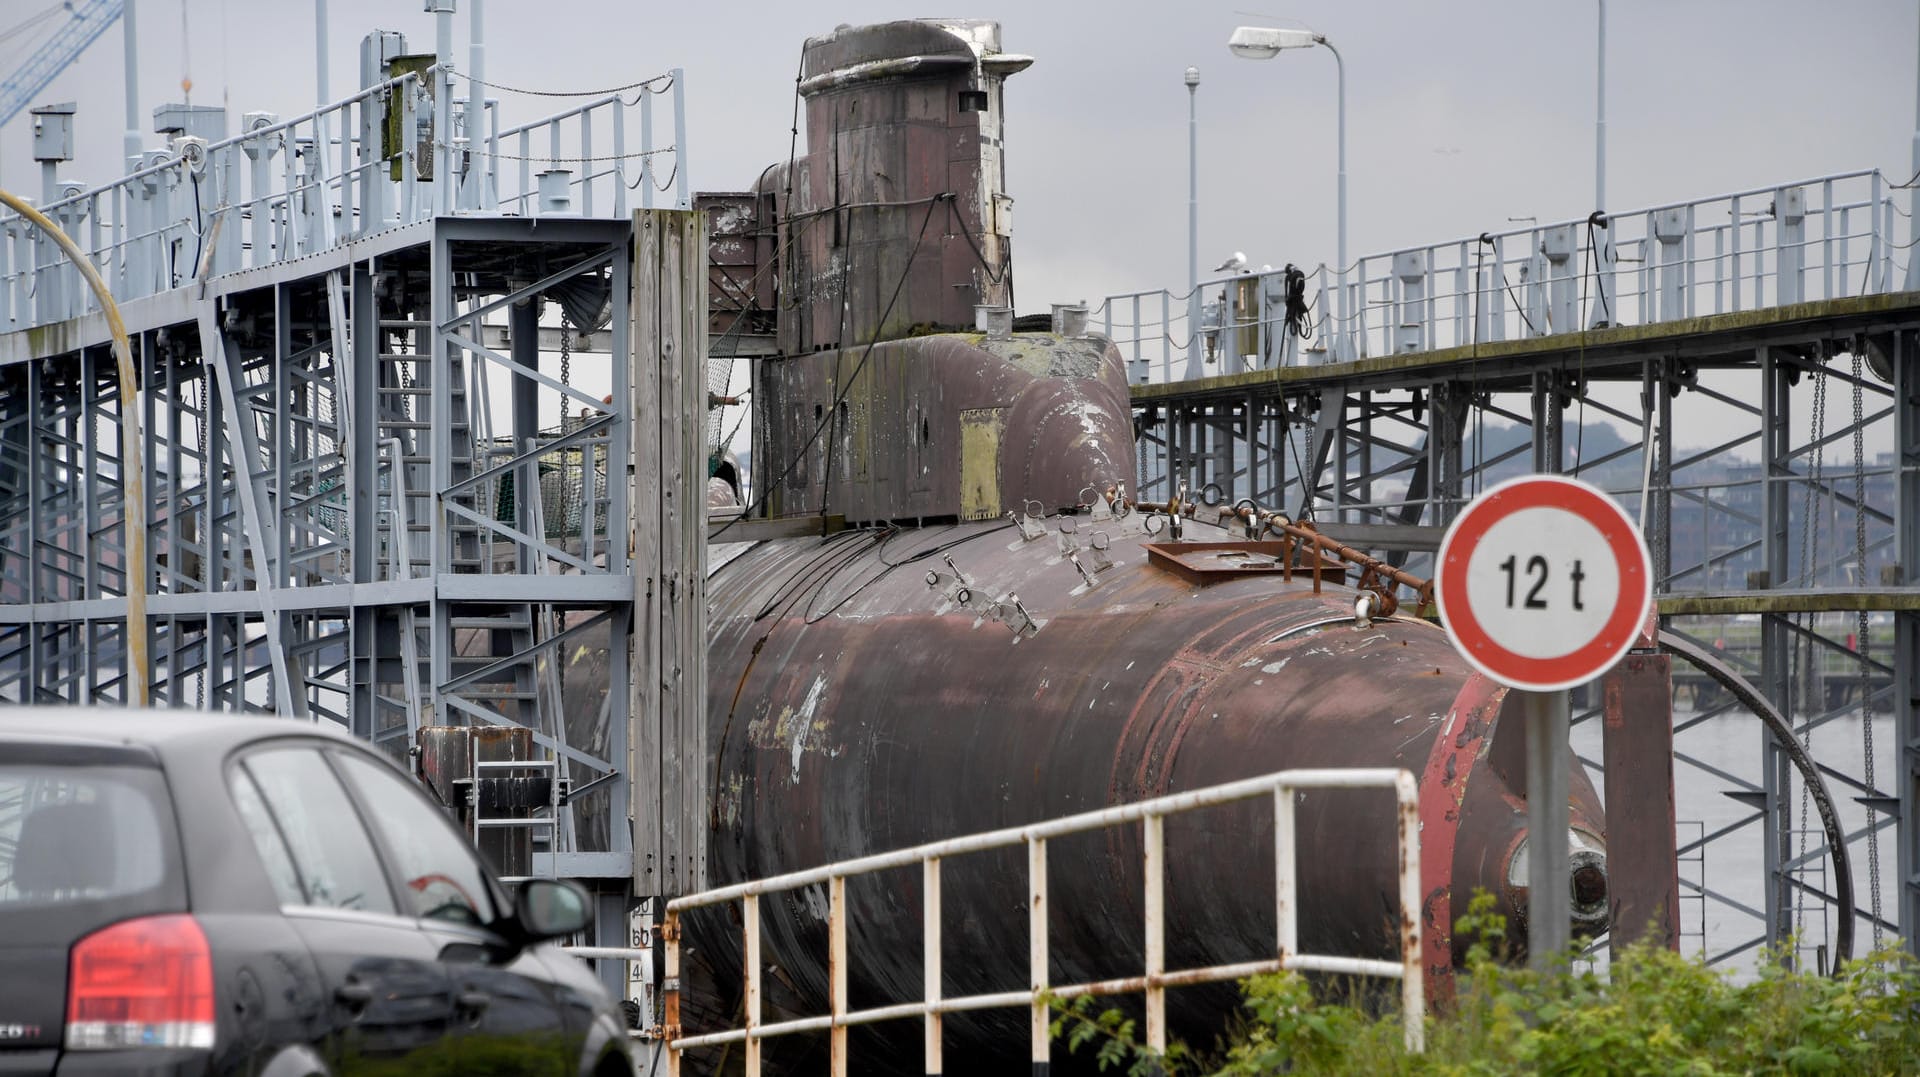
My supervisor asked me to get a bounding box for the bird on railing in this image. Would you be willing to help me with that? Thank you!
[1212,250,1248,274]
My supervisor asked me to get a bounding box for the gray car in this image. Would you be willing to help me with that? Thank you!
[0,709,636,1076]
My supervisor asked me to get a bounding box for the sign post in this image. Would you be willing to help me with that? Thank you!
[1436,475,1652,971]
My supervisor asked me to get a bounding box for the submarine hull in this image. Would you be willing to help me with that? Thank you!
[681,517,1607,1071]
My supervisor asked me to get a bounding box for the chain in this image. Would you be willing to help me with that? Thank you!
[195,364,209,710]
[1791,358,1826,943]
[1852,347,1882,951]
[559,312,578,537]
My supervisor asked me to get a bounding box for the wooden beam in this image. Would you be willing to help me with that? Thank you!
[631,208,710,900]
[1656,588,1920,615]
[707,513,848,543]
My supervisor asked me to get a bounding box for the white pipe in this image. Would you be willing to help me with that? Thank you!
[1909,5,1920,289]
[467,0,485,211]
[1596,0,1607,214]
[123,0,141,170]
[1326,39,1347,361]
[314,0,328,109]
[1186,67,1200,370]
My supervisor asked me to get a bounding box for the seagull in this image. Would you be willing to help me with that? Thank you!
[1212,251,1248,273]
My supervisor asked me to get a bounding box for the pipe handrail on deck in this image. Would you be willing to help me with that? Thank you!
[663,766,1424,1075]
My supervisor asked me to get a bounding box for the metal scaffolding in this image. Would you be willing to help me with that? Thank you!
[1112,174,1920,966]
[0,40,696,912]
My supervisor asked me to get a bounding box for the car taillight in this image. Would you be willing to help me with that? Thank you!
[65,915,215,1051]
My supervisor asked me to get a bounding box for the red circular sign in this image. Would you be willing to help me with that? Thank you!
[1435,475,1652,691]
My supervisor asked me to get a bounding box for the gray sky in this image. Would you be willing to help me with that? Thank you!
[5,0,1915,455]
[10,0,1915,306]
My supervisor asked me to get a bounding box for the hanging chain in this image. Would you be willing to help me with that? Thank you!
[558,311,580,538]
[1791,359,1826,943]
[1851,347,1883,951]
[195,363,209,710]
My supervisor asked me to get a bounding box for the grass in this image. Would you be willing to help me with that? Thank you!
[1050,893,1920,1076]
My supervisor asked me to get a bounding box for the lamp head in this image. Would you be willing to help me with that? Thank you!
[1229,26,1323,60]
[1184,66,1200,87]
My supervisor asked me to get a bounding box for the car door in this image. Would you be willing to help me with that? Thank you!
[233,746,457,1074]
[330,749,579,1076]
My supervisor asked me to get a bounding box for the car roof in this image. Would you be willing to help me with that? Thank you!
[0,706,359,761]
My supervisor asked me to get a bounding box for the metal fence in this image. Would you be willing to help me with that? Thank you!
[1,65,687,331]
[663,766,1423,1075]
[1100,169,1903,384]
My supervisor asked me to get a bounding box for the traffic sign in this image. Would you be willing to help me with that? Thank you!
[1435,474,1653,692]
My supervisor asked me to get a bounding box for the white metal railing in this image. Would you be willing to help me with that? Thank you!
[1101,169,1903,385]
[1,67,687,333]
[663,767,1423,1075]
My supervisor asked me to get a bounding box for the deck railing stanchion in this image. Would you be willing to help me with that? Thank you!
[1143,812,1167,1055]
[1029,837,1050,1072]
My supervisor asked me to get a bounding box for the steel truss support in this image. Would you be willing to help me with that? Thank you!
[1133,310,1918,968]
[0,216,641,881]
[1896,329,1920,959]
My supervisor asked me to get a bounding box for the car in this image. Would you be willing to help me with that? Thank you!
[0,709,636,1076]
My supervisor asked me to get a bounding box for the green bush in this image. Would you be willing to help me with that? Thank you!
[1051,893,1920,1076]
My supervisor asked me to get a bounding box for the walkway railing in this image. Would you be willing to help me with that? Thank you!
[663,767,1423,1075]
[1102,169,1903,385]
[1,66,687,333]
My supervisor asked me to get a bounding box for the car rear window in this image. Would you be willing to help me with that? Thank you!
[0,763,183,936]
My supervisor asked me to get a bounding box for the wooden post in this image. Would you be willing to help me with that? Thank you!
[1603,649,1680,954]
[632,208,710,903]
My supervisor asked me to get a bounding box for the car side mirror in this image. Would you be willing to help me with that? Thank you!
[514,878,591,940]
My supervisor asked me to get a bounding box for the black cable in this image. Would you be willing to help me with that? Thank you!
[188,170,206,282]
[946,198,1010,286]
[1573,214,1609,473]
[1281,264,1313,341]
[804,519,1018,624]
[709,195,952,541]
[819,211,856,523]
[1501,270,1539,336]
[780,52,805,346]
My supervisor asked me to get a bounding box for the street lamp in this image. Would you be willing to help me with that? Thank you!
[1185,66,1200,370]
[1229,25,1346,360]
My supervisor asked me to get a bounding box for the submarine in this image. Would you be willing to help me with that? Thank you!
[673,18,1618,1072]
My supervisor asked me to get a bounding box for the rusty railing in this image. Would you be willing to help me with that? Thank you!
[663,766,1424,1075]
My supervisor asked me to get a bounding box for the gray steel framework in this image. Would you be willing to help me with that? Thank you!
[0,214,639,881]
[1131,301,1920,968]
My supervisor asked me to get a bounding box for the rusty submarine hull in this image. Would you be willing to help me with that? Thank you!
[662,18,1625,1072]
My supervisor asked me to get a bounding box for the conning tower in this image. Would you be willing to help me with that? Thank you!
[729,21,1129,526]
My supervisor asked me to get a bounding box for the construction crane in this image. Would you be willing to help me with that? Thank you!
[0,0,124,130]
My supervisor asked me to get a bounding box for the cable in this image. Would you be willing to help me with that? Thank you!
[945,199,1010,286]
[0,3,61,46]
[708,195,951,541]
[456,144,677,165]
[188,171,205,285]
[446,69,675,99]
[1281,264,1313,341]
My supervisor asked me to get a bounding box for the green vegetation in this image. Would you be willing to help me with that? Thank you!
[1050,894,1920,1075]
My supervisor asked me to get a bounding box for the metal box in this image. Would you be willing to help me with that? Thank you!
[30,102,76,163]
[152,103,227,144]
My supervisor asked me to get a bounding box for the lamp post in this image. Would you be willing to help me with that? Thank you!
[1186,66,1200,370]
[1230,26,1345,359]
[1592,0,1615,326]
[1596,0,1606,216]
[1909,4,1920,290]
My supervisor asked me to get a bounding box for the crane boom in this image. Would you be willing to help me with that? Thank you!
[0,0,125,131]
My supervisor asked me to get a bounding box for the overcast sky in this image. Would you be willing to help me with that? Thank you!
[5,0,1915,456]
[10,0,1915,307]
